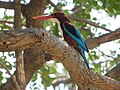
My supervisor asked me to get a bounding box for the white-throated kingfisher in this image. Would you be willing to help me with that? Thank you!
[32,11,90,69]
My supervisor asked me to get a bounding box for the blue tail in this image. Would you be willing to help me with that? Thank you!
[75,46,90,69]
[81,49,90,69]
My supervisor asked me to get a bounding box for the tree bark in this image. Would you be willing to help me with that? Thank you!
[14,0,26,89]
[0,1,48,90]
[86,28,120,49]
[106,62,120,80]
[0,28,120,90]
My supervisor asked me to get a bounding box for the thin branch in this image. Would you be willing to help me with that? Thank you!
[69,16,112,32]
[0,1,26,13]
[52,77,72,88]
[0,20,25,26]
[96,48,116,59]
[48,0,61,11]
[91,56,120,65]
[0,1,14,9]
[0,61,12,76]
[14,0,22,29]
[48,1,111,32]
[79,28,94,37]
[0,0,112,32]
[71,6,83,15]
[0,20,13,24]
[0,20,14,29]
[0,61,20,90]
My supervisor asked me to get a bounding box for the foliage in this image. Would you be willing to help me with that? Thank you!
[0,52,15,86]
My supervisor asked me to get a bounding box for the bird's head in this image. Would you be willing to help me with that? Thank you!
[32,11,70,23]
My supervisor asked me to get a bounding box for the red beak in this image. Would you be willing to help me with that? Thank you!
[32,15,52,20]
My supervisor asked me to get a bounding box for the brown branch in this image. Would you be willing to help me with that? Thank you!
[52,77,72,88]
[15,50,26,90]
[48,1,112,32]
[0,1,14,9]
[0,20,26,27]
[0,1,112,33]
[0,47,46,90]
[91,56,120,66]
[96,48,116,59]
[105,58,120,80]
[0,1,26,13]
[71,6,82,15]
[0,20,13,24]
[48,0,61,11]
[0,28,119,89]
[14,0,22,29]
[0,61,13,77]
[87,27,120,49]
[0,27,119,54]
[14,0,26,89]
[69,16,112,32]
[0,61,20,90]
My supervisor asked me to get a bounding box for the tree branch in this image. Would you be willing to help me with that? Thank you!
[48,0,61,11]
[0,0,112,32]
[0,1,14,9]
[0,20,25,26]
[105,59,120,80]
[0,1,26,12]
[14,0,26,89]
[52,77,72,88]
[87,27,120,49]
[69,16,112,32]
[48,0,111,32]
[0,61,20,90]
[0,28,119,89]
[0,20,13,24]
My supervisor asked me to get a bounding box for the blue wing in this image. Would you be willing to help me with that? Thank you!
[63,22,89,52]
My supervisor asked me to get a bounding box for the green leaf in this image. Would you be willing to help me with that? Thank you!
[0,72,3,82]
[31,73,38,82]
[101,24,106,28]
[92,17,97,21]
[103,0,109,8]
[6,63,12,70]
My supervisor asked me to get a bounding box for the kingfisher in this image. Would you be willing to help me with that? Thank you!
[32,11,90,69]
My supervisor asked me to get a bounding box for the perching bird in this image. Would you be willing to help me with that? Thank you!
[32,11,90,69]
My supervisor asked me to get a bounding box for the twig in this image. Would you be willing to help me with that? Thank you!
[0,1,14,9]
[0,61,12,77]
[48,1,112,32]
[0,61,20,90]
[96,48,116,59]
[69,16,112,32]
[48,0,62,11]
[52,77,72,88]
[71,83,76,90]
[0,20,13,24]
[0,20,25,26]
[71,6,82,15]
[79,28,94,37]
